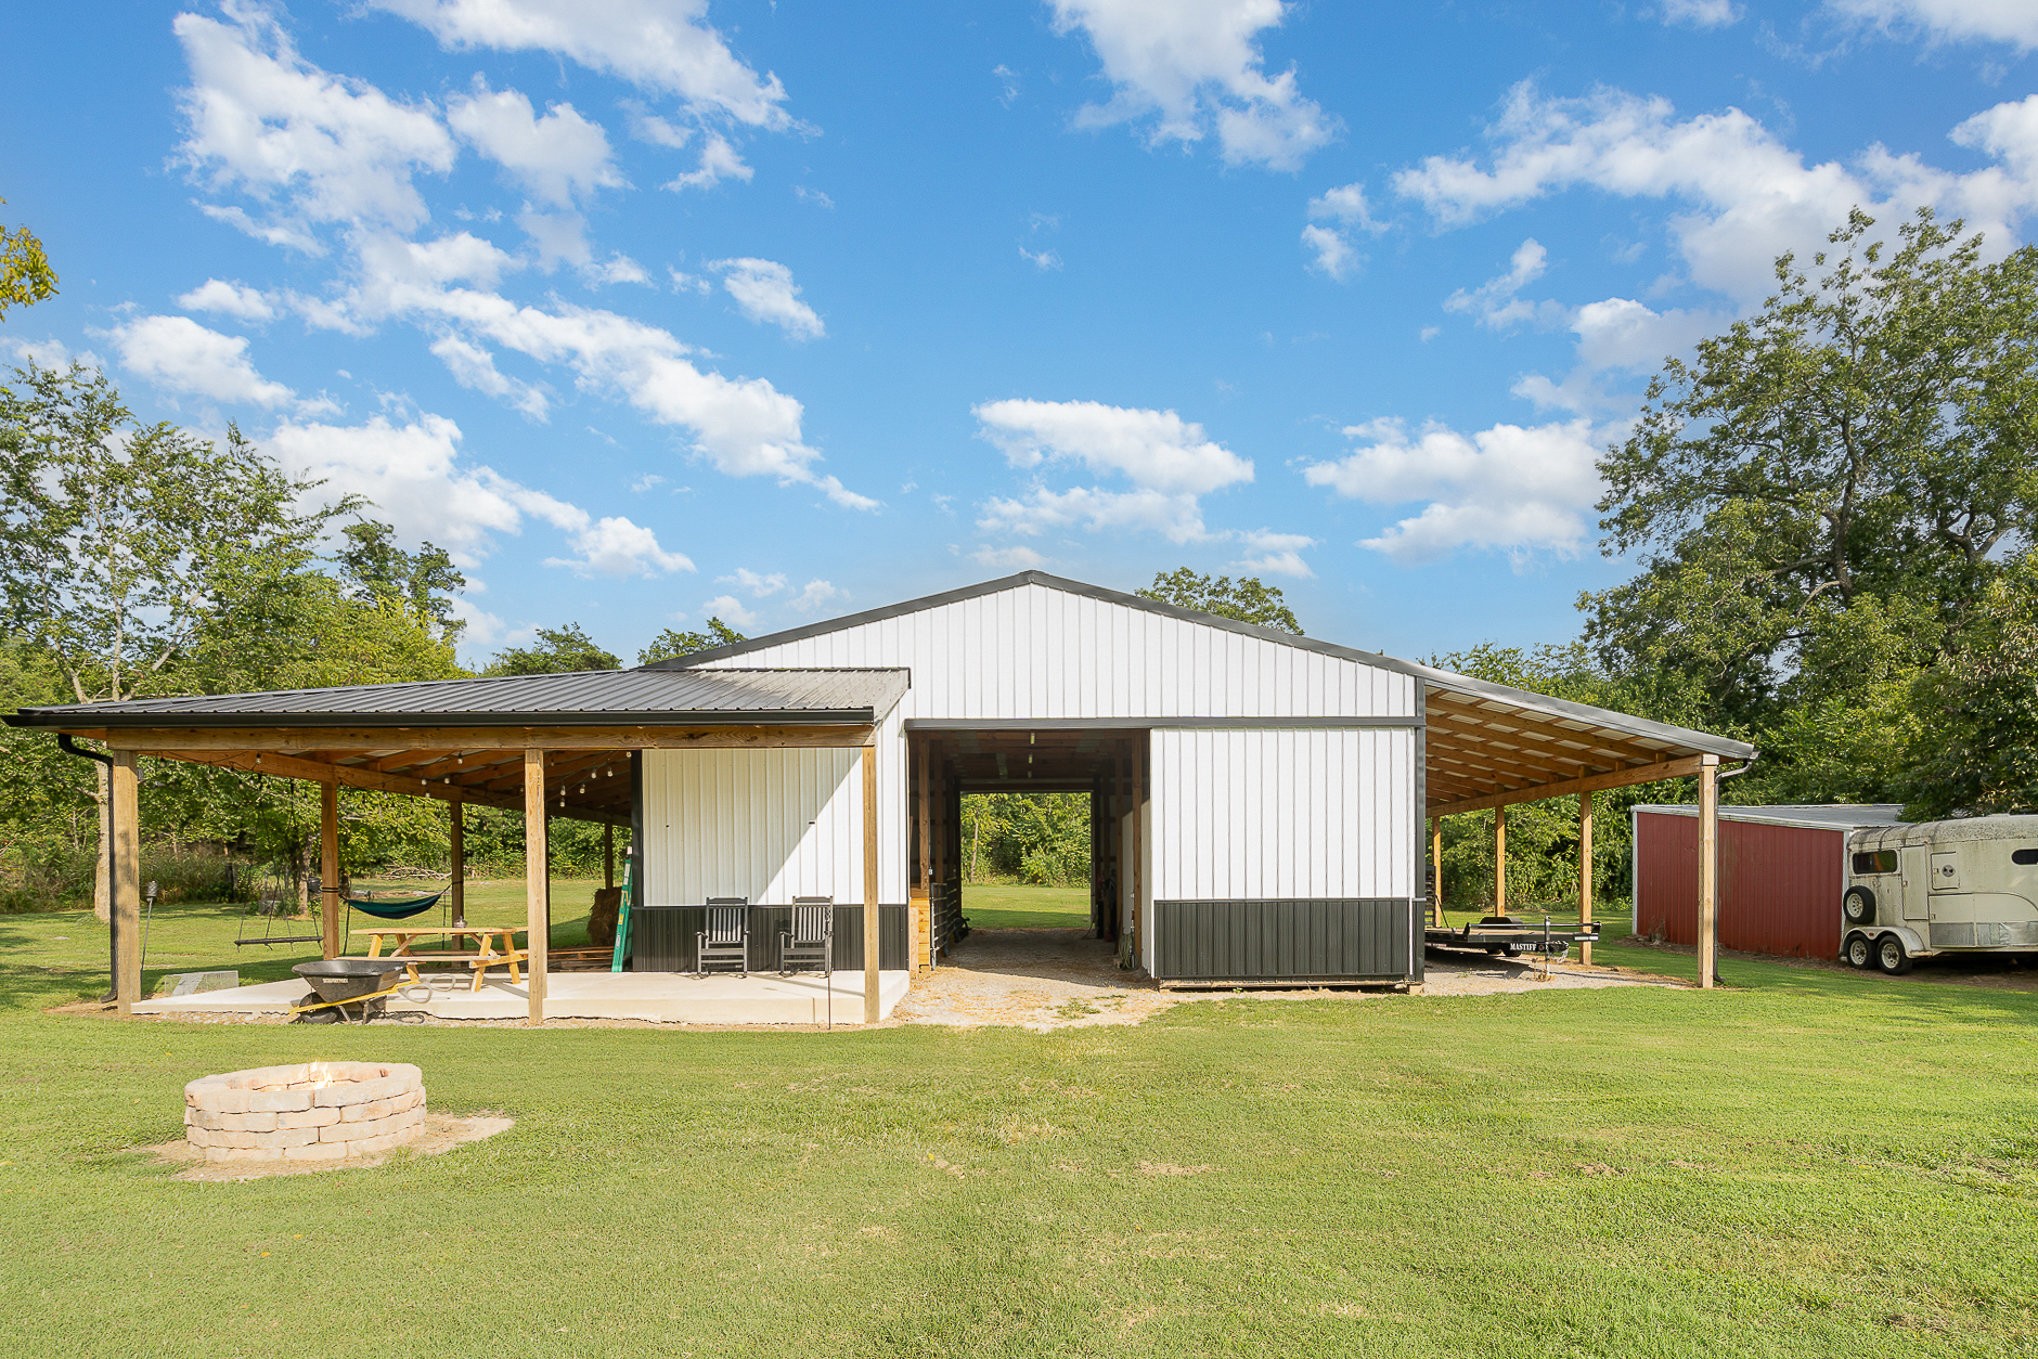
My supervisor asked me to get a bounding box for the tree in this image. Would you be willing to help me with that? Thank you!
[1902,551,2038,818]
[638,618,746,665]
[1138,568,1302,633]
[335,519,465,640]
[1584,208,2038,798]
[483,624,619,676]
[0,362,329,917]
[0,198,56,318]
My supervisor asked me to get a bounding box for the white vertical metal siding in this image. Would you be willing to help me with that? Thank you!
[696,580,1417,722]
[640,728,909,906]
[1148,728,1417,902]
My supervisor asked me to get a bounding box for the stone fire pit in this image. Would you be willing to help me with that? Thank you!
[184,1062,425,1166]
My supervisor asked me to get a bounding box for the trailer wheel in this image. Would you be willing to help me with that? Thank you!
[1875,934,1913,976]
[1842,887,1876,925]
[1843,934,1874,969]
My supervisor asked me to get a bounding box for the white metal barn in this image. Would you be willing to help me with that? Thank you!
[641,571,1754,989]
[10,569,1757,1021]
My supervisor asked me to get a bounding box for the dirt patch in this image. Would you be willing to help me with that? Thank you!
[891,927,1653,1030]
[140,1113,513,1181]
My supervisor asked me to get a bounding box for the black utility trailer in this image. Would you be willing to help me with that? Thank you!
[1425,915,1600,959]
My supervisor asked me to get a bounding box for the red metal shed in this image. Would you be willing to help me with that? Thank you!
[1632,804,1904,959]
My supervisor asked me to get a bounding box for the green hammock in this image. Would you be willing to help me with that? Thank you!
[343,888,446,921]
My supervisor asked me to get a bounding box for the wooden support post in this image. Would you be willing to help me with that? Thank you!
[603,821,615,890]
[1430,817,1444,926]
[320,778,341,960]
[914,739,932,974]
[1578,793,1594,966]
[449,799,466,926]
[524,750,548,1022]
[109,750,142,1012]
[1697,754,1720,990]
[1493,803,1508,919]
[862,743,881,1024]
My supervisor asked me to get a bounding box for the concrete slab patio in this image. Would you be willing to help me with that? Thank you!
[134,968,911,1026]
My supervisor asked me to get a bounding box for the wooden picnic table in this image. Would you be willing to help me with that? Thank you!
[359,924,527,992]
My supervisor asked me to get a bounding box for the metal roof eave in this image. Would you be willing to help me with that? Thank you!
[3,706,883,731]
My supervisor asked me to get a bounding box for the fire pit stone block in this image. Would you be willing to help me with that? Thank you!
[185,1062,425,1166]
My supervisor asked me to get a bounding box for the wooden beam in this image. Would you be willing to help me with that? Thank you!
[449,799,466,926]
[1494,804,1507,918]
[603,822,615,890]
[1578,792,1594,966]
[109,750,142,1012]
[320,778,341,960]
[1697,754,1719,990]
[1425,754,1706,817]
[1430,818,1444,927]
[914,738,931,974]
[87,722,876,754]
[180,747,527,813]
[861,743,880,1025]
[1425,696,1672,765]
[1428,732,1599,782]
[525,750,547,1023]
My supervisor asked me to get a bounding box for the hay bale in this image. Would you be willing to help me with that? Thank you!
[588,886,622,946]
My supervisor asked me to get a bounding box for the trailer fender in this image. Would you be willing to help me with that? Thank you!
[1878,924,1928,957]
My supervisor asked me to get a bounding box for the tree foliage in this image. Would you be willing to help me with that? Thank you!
[1138,568,1302,633]
[0,198,55,318]
[1586,209,2038,807]
[960,793,1092,886]
[483,623,619,676]
[1902,553,2038,818]
[638,618,745,665]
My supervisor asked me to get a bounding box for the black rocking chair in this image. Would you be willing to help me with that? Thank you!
[780,896,834,975]
[697,897,749,976]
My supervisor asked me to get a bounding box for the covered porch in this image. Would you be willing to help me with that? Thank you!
[9,667,911,1024]
[1413,664,1759,985]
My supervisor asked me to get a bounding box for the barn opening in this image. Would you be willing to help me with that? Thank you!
[907,728,1148,968]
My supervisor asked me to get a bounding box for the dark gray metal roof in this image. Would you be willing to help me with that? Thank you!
[654,569,1758,762]
[5,667,911,730]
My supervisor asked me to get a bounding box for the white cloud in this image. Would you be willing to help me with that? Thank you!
[1049,0,1333,170]
[1827,0,2038,48]
[664,132,752,192]
[107,314,295,408]
[549,515,693,577]
[1392,82,2038,306]
[429,332,549,418]
[790,579,846,612]
[370,0,792,127]
[1443,238,1554,329]
[173,6,455,242]
[1568,297,1726,373]
[1020,245,1064,271]
[1302,417,1616,563]
[265,411,689,577]
[177,278,277,321]
[1660,0,1740,27]
[973,544,1047,571]
[625,106,695,150]
[700,593,760,629]
[793,185,835,210]
[974,398,1254,544]
[720,567,787,597]
[712,258,825,340]
[445,593,508,647]
[1300,224,1356,280]
[975,398,1253,496]
[1301,181,1383,279]
[1233,528,1315,577]
[591,254,652,287]
[446,81,622,208]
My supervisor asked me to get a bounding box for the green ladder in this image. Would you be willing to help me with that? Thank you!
[610,859,634,973]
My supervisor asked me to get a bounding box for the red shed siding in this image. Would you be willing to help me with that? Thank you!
[1634,812,1844,958]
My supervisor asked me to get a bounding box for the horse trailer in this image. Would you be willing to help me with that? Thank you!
[1841,815,2038,974]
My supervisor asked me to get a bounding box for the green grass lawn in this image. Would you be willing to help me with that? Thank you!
[3,888,2037,1357]
[961,881,1091,928]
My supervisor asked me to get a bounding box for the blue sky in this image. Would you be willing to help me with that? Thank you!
[3,1,2034,667]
